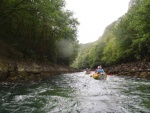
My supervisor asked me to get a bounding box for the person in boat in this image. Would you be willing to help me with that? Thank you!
[97,65,104,74]
[85,68,90,74]
[95,67,98,73]
[95,66,99,73]
[97,65,105,79]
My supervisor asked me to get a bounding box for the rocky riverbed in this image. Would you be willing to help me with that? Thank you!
[0,59,80,82]
[1,59,150,82]
[104,61,150,79]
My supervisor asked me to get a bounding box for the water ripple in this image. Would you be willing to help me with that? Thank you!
[0,72,150,113]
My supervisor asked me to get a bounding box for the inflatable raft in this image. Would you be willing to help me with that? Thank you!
[91,73,107,80]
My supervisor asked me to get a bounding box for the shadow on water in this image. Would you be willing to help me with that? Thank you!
[0,72,150,113]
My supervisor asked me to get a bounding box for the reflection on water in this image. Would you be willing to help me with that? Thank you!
[0,72,150,113]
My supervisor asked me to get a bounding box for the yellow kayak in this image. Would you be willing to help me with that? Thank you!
[92,73,107,80]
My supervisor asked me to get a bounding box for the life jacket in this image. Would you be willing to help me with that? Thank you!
[97,69,104,73]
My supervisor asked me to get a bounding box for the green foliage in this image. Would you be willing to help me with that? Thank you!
[72,0,150,69]
[71,43,94,68]
[0,0,79,65]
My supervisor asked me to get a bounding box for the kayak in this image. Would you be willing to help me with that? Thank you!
[84,71,91,74]
[92,73,107,80]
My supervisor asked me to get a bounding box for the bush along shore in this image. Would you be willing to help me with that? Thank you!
[104,61,150,79]
[0,59,80,82]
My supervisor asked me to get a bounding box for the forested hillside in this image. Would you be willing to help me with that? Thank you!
[72,0,150,69]
[0,0,79,66]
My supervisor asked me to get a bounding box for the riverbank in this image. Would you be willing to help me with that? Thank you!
[0,59,80,82]
[104,61,150,79]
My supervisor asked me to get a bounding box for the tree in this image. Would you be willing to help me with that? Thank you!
[0,0,79,65]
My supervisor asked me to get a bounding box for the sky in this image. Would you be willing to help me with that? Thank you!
[65,0,131,43]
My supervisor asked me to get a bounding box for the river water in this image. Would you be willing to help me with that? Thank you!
[0,72,150,113]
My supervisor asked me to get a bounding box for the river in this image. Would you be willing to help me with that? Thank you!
[0,72,150,113]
